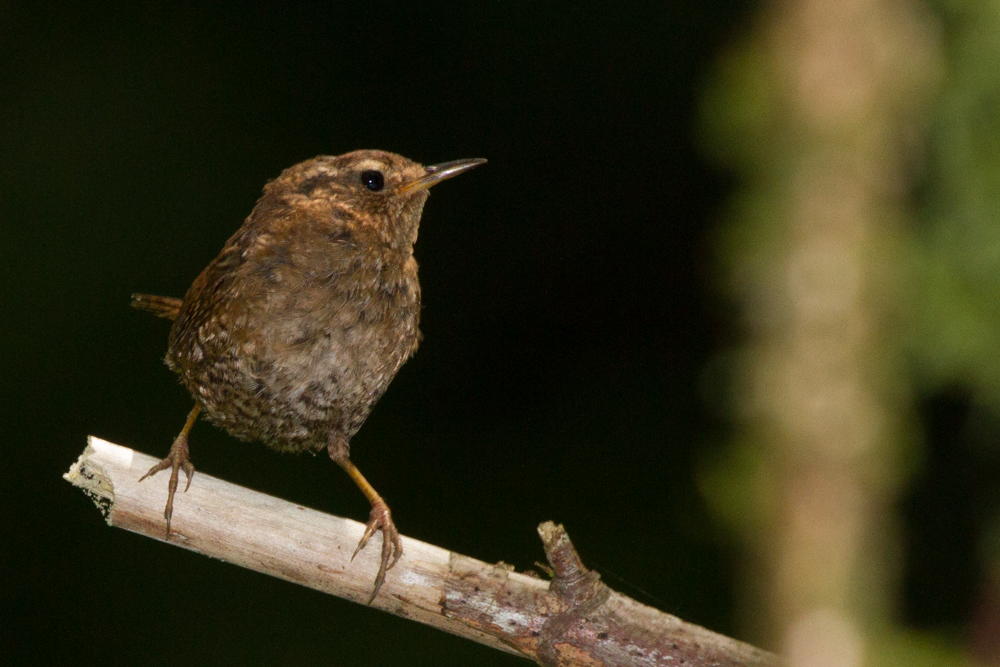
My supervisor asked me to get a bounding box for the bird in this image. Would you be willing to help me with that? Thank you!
[131,149,486,602]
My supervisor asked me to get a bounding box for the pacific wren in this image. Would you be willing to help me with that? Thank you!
[132,150,486,601]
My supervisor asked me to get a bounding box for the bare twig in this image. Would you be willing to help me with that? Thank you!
[65,436,778,667]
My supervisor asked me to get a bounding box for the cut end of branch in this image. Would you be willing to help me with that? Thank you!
[63,436,132,524]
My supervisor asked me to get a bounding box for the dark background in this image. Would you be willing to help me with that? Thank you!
[6,2,982,666]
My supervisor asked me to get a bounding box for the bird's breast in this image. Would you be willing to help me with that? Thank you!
[167,245,421,449]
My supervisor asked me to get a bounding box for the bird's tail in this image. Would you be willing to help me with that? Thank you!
[131,293,182,321]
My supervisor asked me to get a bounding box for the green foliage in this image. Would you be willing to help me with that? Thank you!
[868,628,970,667]
[911,0,1000,406]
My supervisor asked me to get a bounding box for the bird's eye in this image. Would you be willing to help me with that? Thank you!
[360,170,385,192]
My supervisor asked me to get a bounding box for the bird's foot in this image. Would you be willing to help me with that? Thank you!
[138,432,195,538]
[352,498,403,603]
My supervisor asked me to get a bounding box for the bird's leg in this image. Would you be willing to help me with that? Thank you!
[328,435,403,604]
[139,403,201,537]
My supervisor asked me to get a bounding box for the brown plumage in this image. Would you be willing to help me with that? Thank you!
[133,149,485,601]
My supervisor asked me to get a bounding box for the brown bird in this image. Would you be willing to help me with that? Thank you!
[132,150,486,601]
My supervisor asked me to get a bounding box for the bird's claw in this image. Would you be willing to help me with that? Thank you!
[138,433,195,537]
[353,499,403,603]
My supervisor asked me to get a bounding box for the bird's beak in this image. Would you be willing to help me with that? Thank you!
[399,158,487,194]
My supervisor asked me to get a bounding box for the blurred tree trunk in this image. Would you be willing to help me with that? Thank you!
[701,0,941,663]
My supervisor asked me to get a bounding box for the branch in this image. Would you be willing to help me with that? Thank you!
[65,436,779,667]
